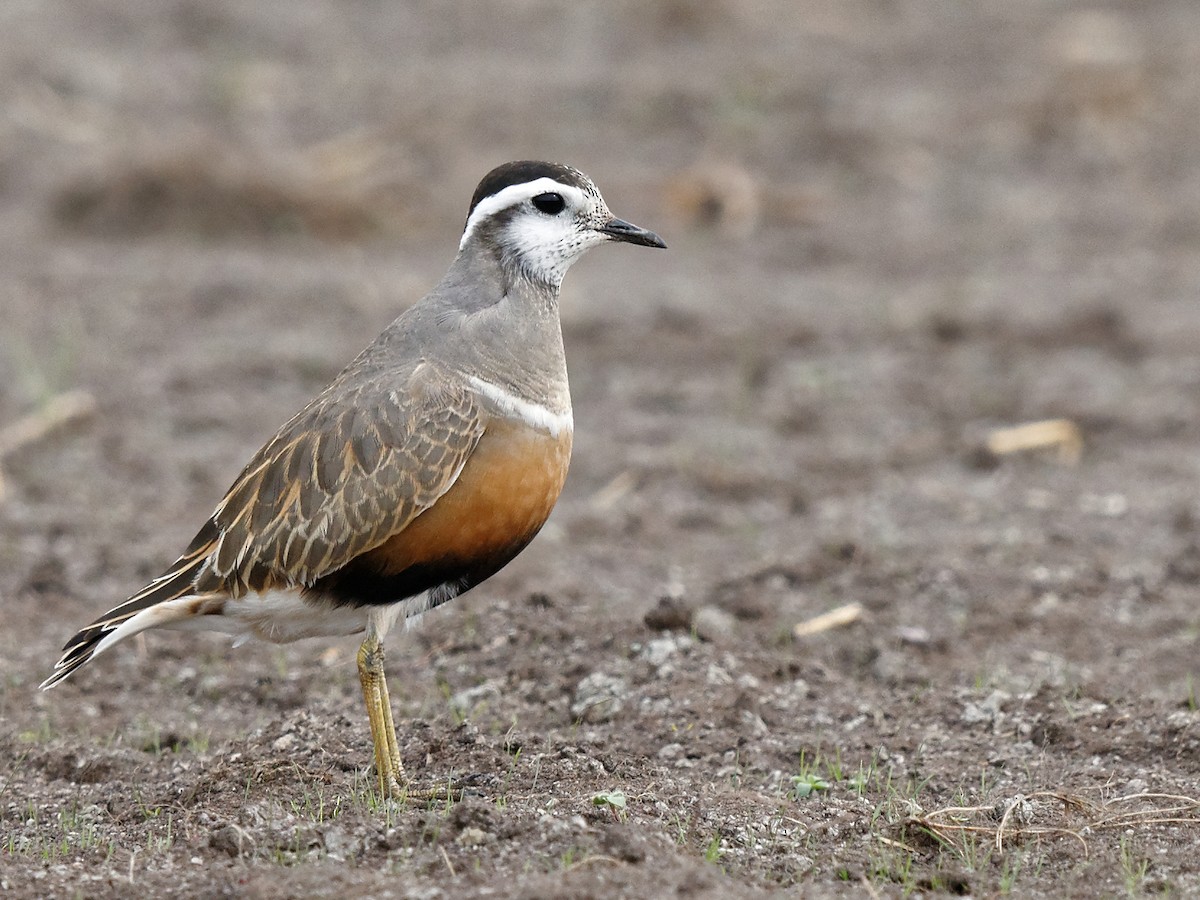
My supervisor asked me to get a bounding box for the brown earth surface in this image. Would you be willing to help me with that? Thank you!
[4,2,1200,897]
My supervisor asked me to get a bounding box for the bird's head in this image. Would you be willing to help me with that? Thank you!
[459,161,666,288]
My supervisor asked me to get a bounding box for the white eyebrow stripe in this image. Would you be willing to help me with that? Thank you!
[467,376,573,437]
[459,178,587,250]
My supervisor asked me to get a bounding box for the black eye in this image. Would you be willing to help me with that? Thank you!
[531,192,565,215]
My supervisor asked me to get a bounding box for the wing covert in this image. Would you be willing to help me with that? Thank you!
[197,367,486,595]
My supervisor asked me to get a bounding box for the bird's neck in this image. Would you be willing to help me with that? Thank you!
[427,248,571,415]
[444,243,562,311]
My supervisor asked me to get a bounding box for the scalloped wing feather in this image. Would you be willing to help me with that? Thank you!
[42,365,486,688]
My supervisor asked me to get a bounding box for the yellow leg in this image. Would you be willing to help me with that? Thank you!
[357,632,405,798]
[356,610,456,803]
[377,667,404,778]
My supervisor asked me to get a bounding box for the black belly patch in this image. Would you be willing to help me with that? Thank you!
[308,534,537,613]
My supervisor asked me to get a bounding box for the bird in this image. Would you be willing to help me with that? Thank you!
[40,160,666,798]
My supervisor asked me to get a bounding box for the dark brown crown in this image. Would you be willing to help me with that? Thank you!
[466,161,593,219]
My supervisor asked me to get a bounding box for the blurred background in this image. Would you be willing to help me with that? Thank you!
[6,2,1199,332]
[6,0,1200,768]
[3,2,1200,894]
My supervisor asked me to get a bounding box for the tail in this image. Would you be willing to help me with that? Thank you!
[40,520,219,690]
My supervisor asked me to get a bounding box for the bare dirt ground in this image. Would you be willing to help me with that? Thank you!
[4,2,1200,897]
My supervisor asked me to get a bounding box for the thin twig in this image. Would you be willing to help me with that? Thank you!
[906,787,1200,861]
[565,854,623,872]
[793,603,863,638]
[0,390,96,458]
[985,418,1083,464]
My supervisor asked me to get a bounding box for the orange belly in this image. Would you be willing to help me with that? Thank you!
[368,417,572,577]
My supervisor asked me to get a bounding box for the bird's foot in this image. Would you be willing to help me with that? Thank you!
[376,771,466,805]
